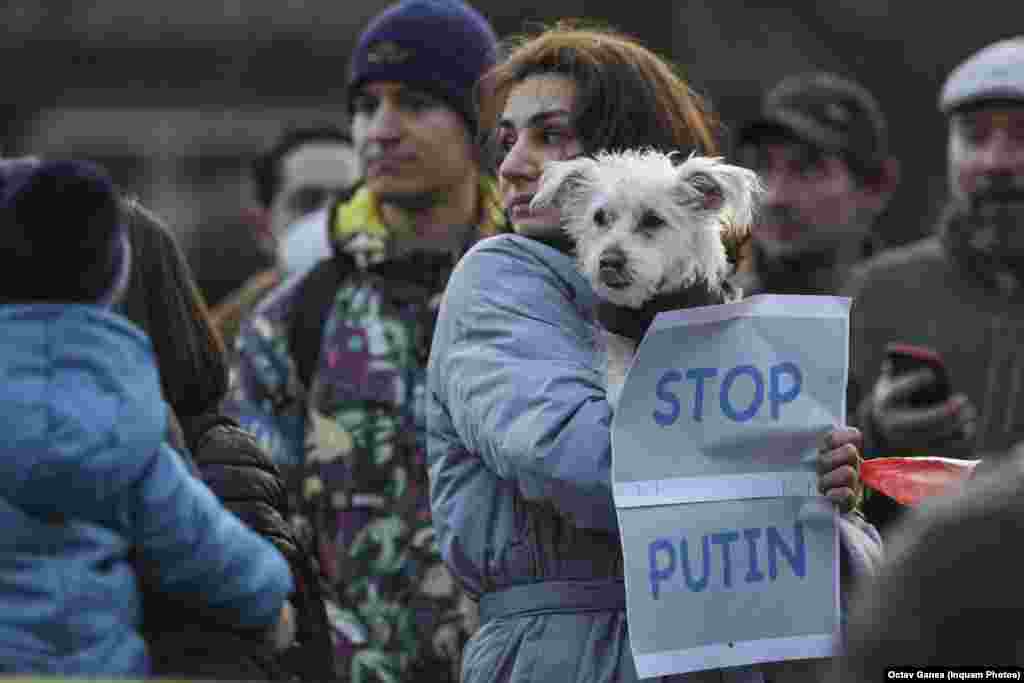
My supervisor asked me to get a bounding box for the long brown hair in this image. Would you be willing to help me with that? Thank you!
[479,22,721,160]
[117,198,229,419]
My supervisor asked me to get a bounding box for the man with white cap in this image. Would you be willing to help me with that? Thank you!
[846,37,1024,535]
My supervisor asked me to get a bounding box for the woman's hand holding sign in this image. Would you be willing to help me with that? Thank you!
[818,427,864,514]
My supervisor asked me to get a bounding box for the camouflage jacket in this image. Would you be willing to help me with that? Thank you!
[224,180,507,683]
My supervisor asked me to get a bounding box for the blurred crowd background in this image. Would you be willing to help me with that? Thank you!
[4,0,1021,306]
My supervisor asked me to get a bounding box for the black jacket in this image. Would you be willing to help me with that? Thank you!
[182,414,299,560]
[146,413,335,682]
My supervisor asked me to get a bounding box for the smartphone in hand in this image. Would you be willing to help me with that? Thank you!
[884,342,951,407]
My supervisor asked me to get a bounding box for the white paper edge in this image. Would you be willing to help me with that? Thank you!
[832,506,841,638]
[614,472,819,508]
[649,294,851,333]
[633,632,838,679]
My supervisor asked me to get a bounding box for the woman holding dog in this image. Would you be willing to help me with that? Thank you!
[426,23,882,683]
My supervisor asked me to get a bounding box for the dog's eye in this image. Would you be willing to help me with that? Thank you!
[594,208,608,227]
[639,211,665,231]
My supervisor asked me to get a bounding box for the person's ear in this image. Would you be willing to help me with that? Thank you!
[242,206,272,242]
[862,157,900,212]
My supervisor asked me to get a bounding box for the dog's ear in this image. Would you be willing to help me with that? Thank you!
[683,170,725,211]
[530,157,598,212]
[677,157,763,224]
[677,156,765,275]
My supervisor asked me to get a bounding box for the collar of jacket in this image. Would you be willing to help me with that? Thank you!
[940,201,1024,299]
[329,176,507,263]
[597,279,737,342]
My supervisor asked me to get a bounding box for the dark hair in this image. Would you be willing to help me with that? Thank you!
[479,22,721,159]
[117,198,229,418]
[251,125,354,208]
[0,158,123,304]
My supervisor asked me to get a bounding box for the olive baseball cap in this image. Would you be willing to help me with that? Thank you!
[736,72,889,176]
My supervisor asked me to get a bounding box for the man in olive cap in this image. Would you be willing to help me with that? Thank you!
[733,72,899,297]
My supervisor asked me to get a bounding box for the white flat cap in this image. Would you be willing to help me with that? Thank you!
[940,37,1024,114]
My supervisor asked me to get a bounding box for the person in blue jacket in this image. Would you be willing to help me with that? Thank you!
[0,158,295,676]
[426,24,883,683]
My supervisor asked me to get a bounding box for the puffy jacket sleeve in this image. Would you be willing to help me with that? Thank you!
[432,237,618,531]
[184,414,299,563]
[126,440,293,630]
[838,510,884,580]
[8,419,293,630]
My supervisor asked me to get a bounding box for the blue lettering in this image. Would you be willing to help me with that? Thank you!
[652,525,806,595]
[720,365,764,422]
[648,538,676,599]
[711,531,740,588]
[653,363,805,423]
[767,522,807,579]
[743,528,765,583]
[769,362,802,420]
[653,370,683,426]
[686,367,717,422]
[680,534,711,592]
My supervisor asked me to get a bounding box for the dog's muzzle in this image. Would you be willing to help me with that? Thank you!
[598,250,631,289]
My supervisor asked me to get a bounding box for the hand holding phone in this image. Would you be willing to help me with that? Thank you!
[883,342,951,408]
[868,342,974,454]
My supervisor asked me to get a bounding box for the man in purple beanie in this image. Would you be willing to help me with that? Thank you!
[224,2,508,680]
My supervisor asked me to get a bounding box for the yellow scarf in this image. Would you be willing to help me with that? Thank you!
[331,176,507,253]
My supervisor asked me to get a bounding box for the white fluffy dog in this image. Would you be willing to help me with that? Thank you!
[530,149,764,408]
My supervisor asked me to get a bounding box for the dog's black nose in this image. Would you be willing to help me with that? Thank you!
[599,250,626,270]
[598,249,631,289]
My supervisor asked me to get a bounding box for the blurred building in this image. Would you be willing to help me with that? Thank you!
[17,106,347,303]
[3,0,1023,301]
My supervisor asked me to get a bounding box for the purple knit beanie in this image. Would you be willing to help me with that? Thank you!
[347,0,499,136]
[0,158,129,306]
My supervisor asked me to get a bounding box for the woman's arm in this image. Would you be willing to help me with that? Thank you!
[433,237,618,531]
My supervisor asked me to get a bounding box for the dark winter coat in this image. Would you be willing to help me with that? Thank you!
[845,205,1024,532]
[146,413,335,682]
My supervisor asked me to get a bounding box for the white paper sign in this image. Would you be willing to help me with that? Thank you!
[611,294,849,678]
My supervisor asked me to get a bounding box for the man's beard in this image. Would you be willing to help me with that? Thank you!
[961,174,1024,263]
